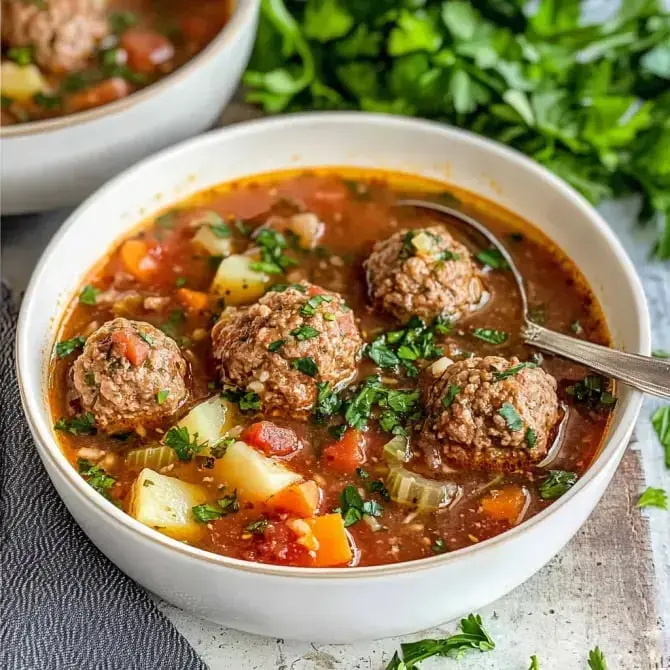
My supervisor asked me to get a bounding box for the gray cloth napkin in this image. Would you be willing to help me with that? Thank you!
[0,284,208,670]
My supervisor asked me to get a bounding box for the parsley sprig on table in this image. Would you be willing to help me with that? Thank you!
[245,0,670,259]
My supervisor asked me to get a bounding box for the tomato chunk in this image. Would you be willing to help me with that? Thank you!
[242,421,301,457]
[111,330,150,366]
[322,430,366,473]
[121,29,175,74]
[479,486,528,524]
[67,78,130,112]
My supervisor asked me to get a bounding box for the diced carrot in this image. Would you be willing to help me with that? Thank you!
[67,78,130,112]
[242,421,301,457]
[306,514,353,567]
[479,486,528,524]
[267,481,320,517]
[119,239,158,282]
[322,430,366,473]
[307,284,327,296]
[176,288,209,313]
[111,330,150,366]
[121,29,175,74]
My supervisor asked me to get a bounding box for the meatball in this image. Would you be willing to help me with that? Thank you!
[71,318,188,434]
[2,0,109,74]
[419,356,559,471]
[211,283,362,415]
[364,226,484,323]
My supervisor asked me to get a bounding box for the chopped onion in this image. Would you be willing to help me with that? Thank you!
[386,465,461,511]
[362,515,384,532]
[383,435,411,463]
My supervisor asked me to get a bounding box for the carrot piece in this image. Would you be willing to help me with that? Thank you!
[322,430,366,473]
[242,421,301,457]
[267,481,320,517]
[306,514,353,567]
[121,29,175,74]
[67,78,130,112]
[119,239,158,282]
[479,486,528,524]
[176,288,209,313]
[110,330,150,366]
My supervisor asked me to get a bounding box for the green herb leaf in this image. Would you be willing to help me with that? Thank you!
[33,92,62,110]
[442,384,461,409]
[588,647,608,670]
[529,655,540,670]
[268,339,285,352]
[539,470,578,500]
[164,426,207,462]
[290,325,320,341]
[291,356,318,376]
[222,389,262,412]
[192,503,225,523]
[156,389,169,405]
[56,336,86,358]
[652,349,669,359]
[79,285,99,305]
[431,538,447,554]
[493,362,537,381]
[339,484,383,528]
[637,486,668,510]
[300,294,333,317]
[651,406,670,468]
[313,382,341,422]
[571,320,583,334]
[245,518,269,535]
[566,375,616,411]
[55,413,96,435]
[476,248,509,270]
[472,328,508,345]
[78,459,116,502]
[525,427,537,449]
[109,10,138,34]
[7,46,33,66]
[498,402,523,431]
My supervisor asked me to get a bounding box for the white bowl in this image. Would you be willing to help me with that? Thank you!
[16,113,649,642]
[0,0,259,215]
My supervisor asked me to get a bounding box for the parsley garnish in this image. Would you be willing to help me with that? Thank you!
[79,284,99,305]
[493,362,537,381]
[33,92,62,110]
[209,437,234,459]
[268,283,308,294]
[498,403,523,431]
[222,389,261,412]
[109,10,138,33]
[55,413,96,435]
[245,518,269,535]
[56,336,86,359]
[637,487,668,510]
[78,459,116,502]
[156,389,169,405]
[291,356,318,377]
[476,248,509,270]
[193,491,240,522]
[210,222,231,238]
[588,647,608,670]
[525,427,537,449]
[539,470,578,500]
[566,375,616,410]
[300,294,333,317]
[339,485,383,527]
[7,46,33,66]
[159,309,186,340]
[442,384,461,409]
[472,328,508,345]
[267,339,285,352]
[290,325,320,340]
[250,229,296,274]
[1,95,14,109]
[571,320,583,334]
[431,538,447,554]
[175,276,187,288]
[357,468,391,502]
[651,406,670,468]
[313,382,341,422]
[164,426,207,461]
[385,613,494,669]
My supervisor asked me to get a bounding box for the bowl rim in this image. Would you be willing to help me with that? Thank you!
[16,112,650,579]
[0,0,257,139]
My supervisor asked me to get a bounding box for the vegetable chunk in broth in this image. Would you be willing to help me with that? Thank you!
[49,169,614,568]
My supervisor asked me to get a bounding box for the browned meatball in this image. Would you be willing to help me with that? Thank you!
[419,356,559,471]
[364,226,484,324]
[71,318,188,434]
[2,0,109,73]
[211,283,362,415]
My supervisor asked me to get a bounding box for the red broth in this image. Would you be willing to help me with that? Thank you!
[49,169,613,567]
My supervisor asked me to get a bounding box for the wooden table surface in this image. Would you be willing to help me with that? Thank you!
[3,106,668,670]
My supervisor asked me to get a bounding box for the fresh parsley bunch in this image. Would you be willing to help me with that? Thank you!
[244,0,670,258]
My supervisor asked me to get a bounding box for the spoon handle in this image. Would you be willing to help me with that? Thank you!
[523,324,670,400]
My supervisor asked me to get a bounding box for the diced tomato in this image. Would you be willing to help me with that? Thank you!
[176,288,209,313]
[111,330,150,366]
[267,481,321,517]
[479,486,528,524]
[121,29,175,74]
[245,520,307,566]
[67,78,130,112]
[322,430,366,473]
[242,421,301,457]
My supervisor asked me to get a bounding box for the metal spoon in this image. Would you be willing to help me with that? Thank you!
[397,199,670,400]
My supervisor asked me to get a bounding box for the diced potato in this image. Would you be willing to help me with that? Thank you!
[129,469,208,542]
[213,441,302,502]
[173,396,237,455]
[411,231,439,259]
[192,225,233,257]
[125,444,177,470]
[1,62,48,101]
[265,213,324,250]
[210,254,271,305]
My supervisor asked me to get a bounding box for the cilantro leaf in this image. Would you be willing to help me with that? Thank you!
[164,426,207,461]
[539,470,578,500]
[78,459,116,502]
[498,402,523,431]
[56,336,86,358]
[637,487,668,510]
[55,413,96,435]
[472,328,508,345]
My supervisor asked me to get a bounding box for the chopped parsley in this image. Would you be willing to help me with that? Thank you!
[291,356,318,377]
[209,438,234,460]
[156,389,169,405]
[245,518,269,535]
[493,362,537,381]
[431,538,447,554]
[55,412,96,435]
[498,403,523,431]
[651,406,670,468]
[78,459,117,502]
[85,372,95,386]
[300,294,333,317]
[143,479,155,487]
[357,468,391,502]
[79,284,100,305]
[159,309,186,340]
[472,328,508,345]
[164,426,207,462]
[539,470,578,500]
[109,10,138,33]
[138,331,154,346]
[328,424,347,441]
[175,276,188,288]
[588,647,608,670]
[313,382,341,422]
[637,487,668,510]
[566,375,616,410]
[339,485,383,527]
[525,427,537,449]
[442,384,461,409]
[385,613,494,669]
[290,325,320,341]
[7,46,33,66]
[250,228,297,274]
[571,320,583,334]
[221,389,262,412]
[476,247,509,270]
[210,223,231,239]
[267,339,285,352]
[33,92,62,110]
[193,491,240,522]
[268,282,307,294]
[56,335,86,358]
[1,94,14,109]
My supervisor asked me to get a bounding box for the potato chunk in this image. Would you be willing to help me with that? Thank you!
[174,396,237,454]
[213,441,302,502]
[1,62,47,101]
[210,255,271,306]
[192,225,233,257]
[129,469,208,542]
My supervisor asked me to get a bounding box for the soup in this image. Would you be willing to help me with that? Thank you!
[1,0,232,125]
[49,169,615,568]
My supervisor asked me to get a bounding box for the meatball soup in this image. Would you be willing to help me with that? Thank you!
[1,0,232,124]
[49,169,614,568]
